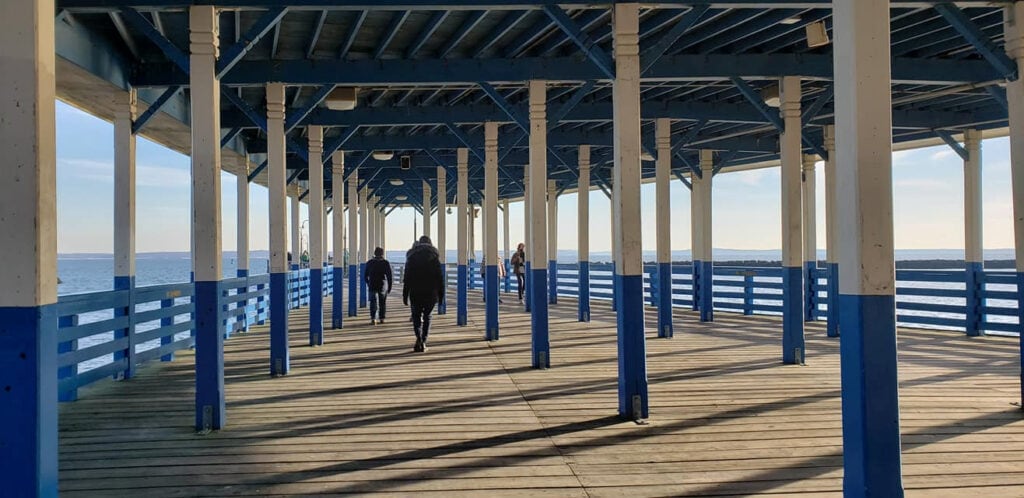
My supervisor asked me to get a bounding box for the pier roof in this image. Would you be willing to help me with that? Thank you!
[55,1,1014,208]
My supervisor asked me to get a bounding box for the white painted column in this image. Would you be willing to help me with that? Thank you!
[803,153,818,322]
[290,195,300,271]
[113,89,138,378]
[308,126,324,345]
[835,0,903,492]
[824,125,839,337]
[484,122,500,340]
[693,150,714,322]
[524,168,532,312]
[331,152,345,328]
[368,195,377,253]
[266,82,289,376]
[457,148,470,325]
[611,3,647,420]
[189,5,225,430]
[547,179,559,304]
[347,170,359,316]
[423,180,432,241]
[359,188,369,307]
[437,166,448,314]
[0,0,58,490]
[237,160,250,276]
[780,76,805,365]
[964,129,985,336]
[655,118,673,337]
[528,79,550,368]
[1007,8,1024,378]
[578,145,591,322]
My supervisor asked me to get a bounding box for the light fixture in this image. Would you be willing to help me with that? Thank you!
[447,207,453,214]
[779,16,801,25]
[400,155,412,170]
[805,21,830,48]
[640,151,655,162]
[372,151,394,161]
[389,178,404,186]
[324,87,358,111]
[762,84,781,108]
[396,195,408,201]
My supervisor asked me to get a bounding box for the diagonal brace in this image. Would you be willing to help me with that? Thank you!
[934,4,1017,80]
[935,129,969,161]
[640,5,709,75]
[542,5,615,80]
[119,7,189,73]
[132,85,180,134]
[217,7,289,78]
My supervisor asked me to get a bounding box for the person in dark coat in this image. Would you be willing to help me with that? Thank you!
[364,247,393,325]
[402,236,445,352]
[511,243,526,302]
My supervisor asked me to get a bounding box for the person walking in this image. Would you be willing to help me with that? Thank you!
[364,247,393,325]
[511,243,526,302]
[403,236,445,352]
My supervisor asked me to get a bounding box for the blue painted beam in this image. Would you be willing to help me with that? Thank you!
[217,7,288,78]
[478,82,528,130]
[285,84,336,132]
[338,10,367,59]
[135,54,1004,87]
[935,129,969,161]
[472,10,527,58]
[118,7,188,72]
[437,10,487,58]
[132,85,180,134]
[323,126,360,159]
[306,10,329,58]
[222,89,309,162]
[731,77,784,130]
[987,85,1008,111]
[534,9,607,56]
[671,119,707,157]
[802,83,834,126]
[934,3,1017,80]
[673,170,692,190]
[445,123,485,162]
[248,159,269,182]
[640,5,709,75]
[406,10,449,58]
[542,5,614,80]
[375,10,410,59]
[220,127,242,148]
[548,80,595,129]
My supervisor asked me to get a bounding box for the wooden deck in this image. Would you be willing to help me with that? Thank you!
[59,285,1024,497]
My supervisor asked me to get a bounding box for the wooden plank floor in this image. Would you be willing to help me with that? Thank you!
[59,284,1024,497]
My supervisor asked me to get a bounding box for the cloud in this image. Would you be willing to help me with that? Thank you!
[894,178,952,191]
[930,149,955,161]
[59,158,190,187]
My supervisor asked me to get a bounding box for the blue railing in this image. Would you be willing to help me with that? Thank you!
[56,267,336,403]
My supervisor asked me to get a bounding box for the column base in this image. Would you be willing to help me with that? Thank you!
[531,268,549,368]
[309,268,324,346]
[657,262,673,338]
[548,260,558,304]
[0,304,58,497]
[782,266,805,364]
[826,262,840,337]
[965,261,984,337]
[348,266,358,317]
[359,263,367,308]
[194,280,226,431]
[839,293,904,496]
[270,272,290,377]
[578,261,591,322]
[457,265,468,326]
[616,274,648,420]
[485,265,499,340]
[804,261,817,322]
[331,267,344,329]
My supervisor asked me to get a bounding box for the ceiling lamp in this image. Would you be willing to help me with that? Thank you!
[395,195,408,201]
[806,21,830,48]
[640,151,655,162]
[324,87,358,111]
[762,84,781,108]
[779,16,801,25]
[372,151,394,161]
[389,178,405,186]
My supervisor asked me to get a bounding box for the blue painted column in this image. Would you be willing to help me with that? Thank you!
[692,150,714,322]
[1010,3,1024,410]
[655,119,673,337]
[331,152,345,328]
[612,5,648,419]
[529,80,550,368]
[578,146,592,322]
[457,148,470,326]
[824,125,840,337]
[266,82,290,377]
[548,180,559,304]
[113,89,137,378]
[835,0,905,493]
[359,189,369,308]
[803,154,819,322]
[308,126,325,346]
[190,5,227,430]
[237,158,251,333]
[348,171,359,317]
[484,122,500,340]
[963,129,984,337]
[0,0,59,490]
[437,166,448,314]
[780,76,805,365]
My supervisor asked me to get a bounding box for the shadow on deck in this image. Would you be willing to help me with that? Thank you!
[58,284,1024,497]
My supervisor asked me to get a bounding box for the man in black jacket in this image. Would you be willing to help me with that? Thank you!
[364,247,393,325]
[403,236,445,352]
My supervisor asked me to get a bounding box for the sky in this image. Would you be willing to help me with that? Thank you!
[56,100,1015,256]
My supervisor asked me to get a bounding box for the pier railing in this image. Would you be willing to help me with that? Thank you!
[56,267,335,402]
